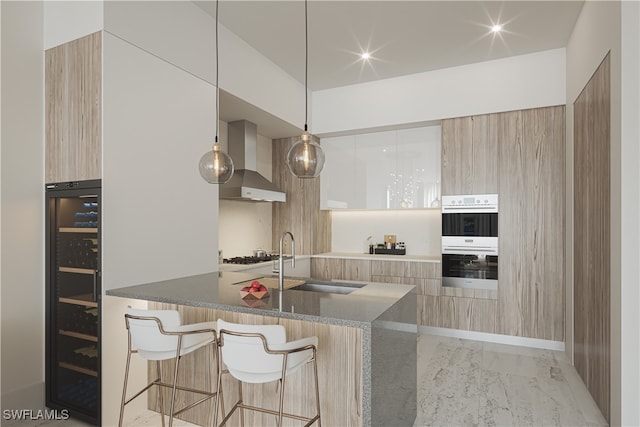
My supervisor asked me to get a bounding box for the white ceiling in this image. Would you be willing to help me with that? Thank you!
[195,0,584,91]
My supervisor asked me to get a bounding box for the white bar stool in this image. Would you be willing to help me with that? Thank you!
[215,319,321,427]
[119,307,224,427]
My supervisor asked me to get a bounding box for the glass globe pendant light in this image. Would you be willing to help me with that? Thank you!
[286,0,325,179]
[199,0,234,184]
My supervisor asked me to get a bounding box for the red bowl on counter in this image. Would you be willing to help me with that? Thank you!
[240,290,269,300]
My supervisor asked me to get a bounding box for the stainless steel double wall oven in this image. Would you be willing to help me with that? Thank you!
[441,194,498,290]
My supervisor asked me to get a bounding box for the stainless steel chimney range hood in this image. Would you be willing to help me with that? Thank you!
[219,120,286,202]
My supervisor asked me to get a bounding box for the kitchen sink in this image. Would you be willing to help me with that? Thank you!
[291,281,366,295]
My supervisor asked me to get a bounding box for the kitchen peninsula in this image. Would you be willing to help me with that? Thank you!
[107,271,416,427]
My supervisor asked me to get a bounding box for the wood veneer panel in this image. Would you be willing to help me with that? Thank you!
[45,32,101,183]
[441,117,472,195]
[471,114,499,194]
[441,115,498,195]
[147,303,363,426]
[413,278,441,297]
[438,296,496,333]
[418,295,439,327]
[272,136,331,255]
[370,260,409,277]
[496,106,565,341]
[408,262,441,279]
[310,257,344,280]
[573,54,610,422]
[343,259,371,281]
[522,106,565,341]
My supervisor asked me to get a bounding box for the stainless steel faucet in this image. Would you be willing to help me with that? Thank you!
[278,231,296,292]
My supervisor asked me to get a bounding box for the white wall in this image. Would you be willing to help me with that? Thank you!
[101,31,220,425]
[331,209,441,256]
[103,0,305,132]
[566,1,640,425]
[44,0,103,49]
[620,1,640,425]
[0,0,45,410]
[218,124,274,257]
[312,48,566,135]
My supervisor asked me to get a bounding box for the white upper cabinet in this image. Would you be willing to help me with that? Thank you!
[355,130,397,209]
[320,125,441,210]
[396,126,441,208]
[320,135,357,209]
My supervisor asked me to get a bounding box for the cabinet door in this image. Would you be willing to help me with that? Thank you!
[441,115,497,195]
[496,106,565,340]
[355,130,397,209]
[396,126,441,208]
[320,136,357,209]
[45,32,102,183]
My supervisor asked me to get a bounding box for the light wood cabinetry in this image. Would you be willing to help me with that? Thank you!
[441,114,498,195]
[496,106,565,341]
[320,126,441,209]
[573,54,610,422]
[312,257,442,328]
[272,135,331,255]
[311,258,372,282]
[45,32,102,183]
[438,106,565,340]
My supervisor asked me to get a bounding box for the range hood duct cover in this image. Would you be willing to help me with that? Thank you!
[219,120,286,202]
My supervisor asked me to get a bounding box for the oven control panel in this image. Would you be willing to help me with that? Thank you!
[441,194,498,212]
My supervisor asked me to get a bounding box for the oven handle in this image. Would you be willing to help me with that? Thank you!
[442,247,498,255]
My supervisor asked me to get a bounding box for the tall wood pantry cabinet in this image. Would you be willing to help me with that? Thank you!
[438,106,565,341]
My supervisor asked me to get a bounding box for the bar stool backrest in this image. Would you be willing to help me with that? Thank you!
[217,319,291,383]
[125,307,182,360]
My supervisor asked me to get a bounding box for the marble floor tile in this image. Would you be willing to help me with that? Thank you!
[11,334,607,427]
[415,334,608,427]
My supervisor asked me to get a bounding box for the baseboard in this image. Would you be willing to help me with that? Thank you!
[419,326,565,351]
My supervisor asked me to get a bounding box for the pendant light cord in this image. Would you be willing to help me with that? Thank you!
[215,0,220,144]
[304,0,308,132]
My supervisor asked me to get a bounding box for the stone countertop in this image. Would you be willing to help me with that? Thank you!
[106,270,414,328]
[312,252,441,263]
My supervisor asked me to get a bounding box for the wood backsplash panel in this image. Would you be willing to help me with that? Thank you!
[45,32,101,183]
[272,136,331,255]
[573,53,611,422]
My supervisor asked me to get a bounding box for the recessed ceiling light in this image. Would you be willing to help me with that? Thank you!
[361,52,371,60]
[491,24,502,33]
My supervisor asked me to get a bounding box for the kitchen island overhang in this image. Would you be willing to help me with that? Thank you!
[107,270,417,426]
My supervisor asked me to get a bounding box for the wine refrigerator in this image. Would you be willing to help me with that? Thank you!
[45,180,101,425]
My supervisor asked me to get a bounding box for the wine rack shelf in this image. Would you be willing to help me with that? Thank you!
[59,362,98,378]
[59,227,98,234]
[59,266,95,275]
[59,294,98,308]
[59,330,98,343]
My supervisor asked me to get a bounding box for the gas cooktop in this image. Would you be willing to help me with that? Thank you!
[223,255,280,265]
